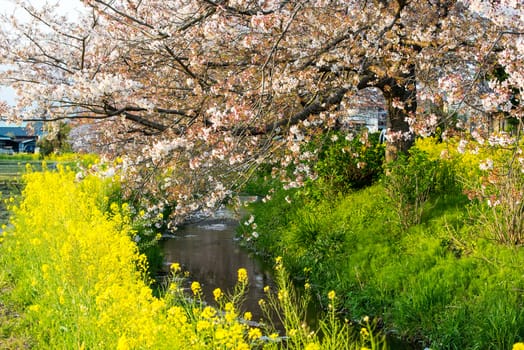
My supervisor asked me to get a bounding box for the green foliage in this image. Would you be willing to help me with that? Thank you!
[312,131,385,194]
[45,152,100,170]
[0,271,30,349]
[461,148,524,245]
[416,135,524,245]
[238,163,278,196]
[244,138,524,349]
[37,122,72,157]
[384,144,459,228]
[238,184,300,258]
[259,257,387,350]
[0,153,39,161]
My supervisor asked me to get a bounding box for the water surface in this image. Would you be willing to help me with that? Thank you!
[161,210,274,323]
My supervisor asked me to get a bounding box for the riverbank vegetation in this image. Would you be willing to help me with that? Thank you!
[239,133,524,349]
[0,165,385,349]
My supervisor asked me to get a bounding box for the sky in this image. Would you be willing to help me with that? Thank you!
[0,0,84,107]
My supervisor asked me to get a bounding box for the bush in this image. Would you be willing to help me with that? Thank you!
[384,144,459,229]
[313,130,385,194]
[37,122,72,157]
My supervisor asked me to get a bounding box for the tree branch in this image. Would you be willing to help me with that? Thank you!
[233,86,348,136]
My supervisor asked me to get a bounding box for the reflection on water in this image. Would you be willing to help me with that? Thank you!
[161,215,274,323]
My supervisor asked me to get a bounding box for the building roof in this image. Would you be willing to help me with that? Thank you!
[0,126,29,137]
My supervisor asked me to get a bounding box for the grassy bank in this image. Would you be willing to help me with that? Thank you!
[0,166,385,349]
[239,136,524,349]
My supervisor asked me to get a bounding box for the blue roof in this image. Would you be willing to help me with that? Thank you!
[0,126,29,137]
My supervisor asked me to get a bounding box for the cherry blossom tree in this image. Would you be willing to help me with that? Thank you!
[0,0,522,223]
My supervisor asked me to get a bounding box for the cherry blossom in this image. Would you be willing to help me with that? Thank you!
[0,0,522,225]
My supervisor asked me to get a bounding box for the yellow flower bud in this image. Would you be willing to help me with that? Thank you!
[237,268,248,284]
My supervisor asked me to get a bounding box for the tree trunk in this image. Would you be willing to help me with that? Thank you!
[380,68,416,162]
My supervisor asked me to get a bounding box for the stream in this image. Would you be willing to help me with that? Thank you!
[159,206,419,349]
[160,206,275,323]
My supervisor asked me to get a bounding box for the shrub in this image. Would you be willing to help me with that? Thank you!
[312,130,385,194]
[419,133,524,245]
[384,143,459,229]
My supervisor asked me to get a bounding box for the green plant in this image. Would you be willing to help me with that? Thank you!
[259,257,387,350]
[313,130,385,195]
[384,146,457,229]
[464,155,524,245]
[37,122,72,157]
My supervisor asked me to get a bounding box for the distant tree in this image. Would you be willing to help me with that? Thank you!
[38,122,72,157]
[0,0,522,223]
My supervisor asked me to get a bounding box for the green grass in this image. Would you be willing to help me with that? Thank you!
[241,179,524,349]
[0,272,31,349]
[0,153,39,161]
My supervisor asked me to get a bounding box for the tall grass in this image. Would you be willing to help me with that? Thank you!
[241,137,524,348]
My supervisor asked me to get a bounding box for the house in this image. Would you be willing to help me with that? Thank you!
[345,107,387,133]
[0,123,39,153]
[342,88,387,133]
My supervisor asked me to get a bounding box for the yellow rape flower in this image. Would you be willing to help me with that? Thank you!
[243,312,252,321]
[275,256,283,270]
[328,290,336,300]
[170,262,181,273]
[213,288,223,301]
[278,290,288,301]
[191,281,201,296]
[305,343,321,350]
[237,268,248,284]
[168,283,178,292]
[360,327,369,338]
[215,328,228,341]
[196,320,212,331]
[28,304,40,312]
[513,343,524,350]
[225,302,234,312]
[202,306,217,319]
[248,327,262,340]
[268,333,279,341]
[116,335,130,350]
[237,343,250,350]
